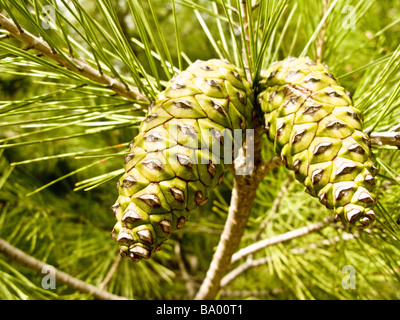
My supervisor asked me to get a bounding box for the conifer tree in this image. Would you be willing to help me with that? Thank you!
[0,0,399,300]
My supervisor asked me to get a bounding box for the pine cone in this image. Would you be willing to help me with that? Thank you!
[111,59,254,262]
[257,56,378,229]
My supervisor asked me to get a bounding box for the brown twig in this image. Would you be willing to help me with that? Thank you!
[175,243,197,298]
[257,155,284,176]
[0,13,149,105]
[231,216,335,264]
[253,177,291,242]
[370,131,400,147]
[240,177,290,269]
[0,238,128,300]
[221,256,272,288]
[194,168,264,299]
[194,116,273,299]
[99,254,121,291]
[240,0,252,79]
[221,288,282,297]
[221,224,354,288]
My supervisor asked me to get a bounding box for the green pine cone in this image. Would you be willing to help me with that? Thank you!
[257,56,378,229]
[111,59,254,262]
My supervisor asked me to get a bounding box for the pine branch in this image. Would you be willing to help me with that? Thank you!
[175,243,196,299]
[99,254,121,291]
[231,216,335,263]
[221,229,357,288]
[258,155,284,175]
[0,238,128,300]
[194,170,262,300]
[220,256,272,288]
[370,130,400,147]
[240,0,252,79]
[253,177,291,242]
[315,0,329,63]
[194,118,268,300]
[0,13,149,104]
[220,288,282,297]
